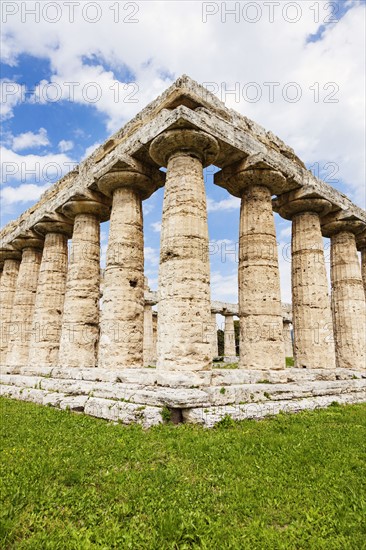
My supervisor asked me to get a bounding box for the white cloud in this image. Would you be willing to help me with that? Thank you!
[0,146,76,187]
[58,139,74,153]
[2,0,364,204]
[150,221,161,233]
[1,183,50,205]
[0,80,25,120]
[144,246,159,266]
[207,196,241,212]
[12,128,50,151]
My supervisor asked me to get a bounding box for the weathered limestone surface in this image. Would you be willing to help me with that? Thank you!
[0,256,21,364]
[330,231,366,370]
[1,76,365,252]
[28,230,69,367]
[0,75,365,422]
[150,129,219,371]
[234,174,285,370]
[96,162,162,370]
[99,184,144,369]
[291,210,335,369]
[1,366,364,426]
[6,244,43,366]
[224,315,236,357]
[183,393,366,427]
[59,198,108,368]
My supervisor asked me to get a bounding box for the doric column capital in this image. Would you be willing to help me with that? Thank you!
[12,230,44,252]
[94,156,164,200]
[62,191,111,222]
[33,213,74,238]
[149,128,219,168]
[273,189,332,220]
[215,155,290,197]
[321,210,365,238]
[0,245,22,266]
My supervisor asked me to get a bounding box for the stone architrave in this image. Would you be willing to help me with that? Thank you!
[150,129,220,371]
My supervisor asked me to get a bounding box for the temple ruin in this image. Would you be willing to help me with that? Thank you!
[1,75,365,427]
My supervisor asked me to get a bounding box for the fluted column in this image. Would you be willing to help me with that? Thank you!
[6,234,44,366]
[58,197,109,368]
[224,314,236,357]
[28,217,72,367]
[276,195,335,369]
[216,163,287,370]
[283,321,294,358]
[150,129,220,371]
[96,162,163,369]
[330,230,366,370]
[0,248,21,364]
[143,304,154,367]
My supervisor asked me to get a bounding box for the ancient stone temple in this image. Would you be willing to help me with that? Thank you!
[1,76,365,427]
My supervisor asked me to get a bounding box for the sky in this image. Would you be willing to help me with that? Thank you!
[1,0,365,317]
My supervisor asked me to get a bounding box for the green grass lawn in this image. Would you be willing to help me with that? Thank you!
[1,398,365,549]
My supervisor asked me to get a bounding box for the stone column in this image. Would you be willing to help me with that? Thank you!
[6,234,44,366]
[58,197,109,368]
[330,230,366,370]
[96,162,163,370]
[283,321,294,358]
[224,314,236,357]
[216,163,287,370]
[143,304,154,367]
[28,217,72,367]
[356,230,366,298]
[0,248,21,364]
[276,195,336,369]
[150,129,219,371]
[211,312,218,359]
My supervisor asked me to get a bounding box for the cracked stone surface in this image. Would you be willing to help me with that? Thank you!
[291,211,336,369]
[0,259,21,364]
[150,129,219,371]
[98,182,145,369]
[6,247,42,366]
[59,212,101,368]
[331,231,366,370]
[238,181,285,370]
[28,232,68,367]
